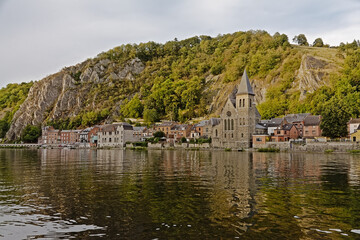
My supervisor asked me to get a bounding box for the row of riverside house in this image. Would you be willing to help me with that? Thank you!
[38,114,360,148]
[38,119,222,148]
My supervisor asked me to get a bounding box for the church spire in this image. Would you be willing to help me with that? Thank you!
[237,69,254,96]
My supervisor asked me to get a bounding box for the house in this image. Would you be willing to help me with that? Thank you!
[97,123,134,148]
[284,113,310,137]
[303,115,322,138]
[267,118,285,136]
[169,124,192,142]
[89,126,100,147]
[154,122,176,137]
[42,126,61,145]
[348,118,360,135]
[212,69,261,148]
[271,124,299,142]
[60,130,81,145]
[252,134,270,145]
[350,125,360,142]
[79,128,92,143]
[133,126,147,141]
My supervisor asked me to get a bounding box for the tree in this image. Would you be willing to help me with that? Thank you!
[21,125,42,143]
[313,38,324,47]
[320,100,349,138]
[293,34,309,46]
[0,119,9,138]
[143,108,160,123]
[153,131,165,138]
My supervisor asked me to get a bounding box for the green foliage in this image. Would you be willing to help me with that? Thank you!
[292,34,309,46]
[21,125,42,143]
[153,131,165,138]
[0,119,9,138]
[120,94,144,118]
[320,99,349,138]
[143,108,160,123]
[313,38,324,47]
[258,148,280,152]
[181,137,187,143]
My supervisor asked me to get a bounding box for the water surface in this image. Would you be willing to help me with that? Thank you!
[1,149,360,239]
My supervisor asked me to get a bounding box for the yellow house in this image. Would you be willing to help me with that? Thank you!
[350,130,360,142]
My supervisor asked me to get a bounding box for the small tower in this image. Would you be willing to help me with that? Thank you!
[236,69,256,147]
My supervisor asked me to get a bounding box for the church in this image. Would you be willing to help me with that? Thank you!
[212,69,261,149]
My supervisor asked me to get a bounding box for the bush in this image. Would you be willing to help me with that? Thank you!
[258,148,280,152]
[21,125,42,143]
[153,131,165,138]
[181,137,187,143]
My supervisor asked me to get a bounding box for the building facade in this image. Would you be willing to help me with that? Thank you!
[212,70,260,148]
[97,123,134,148]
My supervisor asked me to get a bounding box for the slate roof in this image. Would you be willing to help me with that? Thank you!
[304,115,321,126]
[133,126,146,132]
[282,124,295,131]
[210,118,221,126]
[256,123,267,130]
[237,69,254,96]
[171,124,190,131]
[267,118,283,127]
[284,113,310,123]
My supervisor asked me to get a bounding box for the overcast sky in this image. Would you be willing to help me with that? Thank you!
[1,0,360,88]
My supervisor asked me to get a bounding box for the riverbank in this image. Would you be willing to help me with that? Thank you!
[2,141,360,153]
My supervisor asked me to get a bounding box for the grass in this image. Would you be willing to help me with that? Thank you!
[348,149,360,154]
[258,148,280,152]
[324,149,334,154]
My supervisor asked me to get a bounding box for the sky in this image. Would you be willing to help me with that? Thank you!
[0,0,360,88]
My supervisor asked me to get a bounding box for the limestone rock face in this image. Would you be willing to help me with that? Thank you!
[295,55,334,100]
[6,57,145,140]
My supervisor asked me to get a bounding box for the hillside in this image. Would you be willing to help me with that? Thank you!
[2,30,359,141]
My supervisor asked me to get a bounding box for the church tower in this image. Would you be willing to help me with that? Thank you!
[235,69,256,148]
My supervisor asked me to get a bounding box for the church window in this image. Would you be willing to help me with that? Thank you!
[243,118,245,125]
[215,129,218,137]
[231,119,234,130]
[232,133,234,138]
[241,133,244,138]
[243,99,245,107]
[225,133,226,138]
[224,120,227,130]
[239,99,242,107]
[228,119,231,130]
[249,99,252,107]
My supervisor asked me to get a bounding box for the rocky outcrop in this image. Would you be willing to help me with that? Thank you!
[295,55,336,100]
[6,58,145,140]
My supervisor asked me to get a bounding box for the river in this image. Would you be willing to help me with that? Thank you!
[1,149,360,239]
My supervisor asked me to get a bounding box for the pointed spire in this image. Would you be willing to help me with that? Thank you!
[237,69,254,96]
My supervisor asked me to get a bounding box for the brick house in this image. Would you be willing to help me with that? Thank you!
[42,126,61,145]
[89,126,100,147]
[169,124,192,142]
[154,122,176,137]
[60,130,81,145]
[303,115,322,138]
[271,124,299,142]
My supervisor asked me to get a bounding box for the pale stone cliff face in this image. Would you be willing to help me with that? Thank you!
[6,52,338,140]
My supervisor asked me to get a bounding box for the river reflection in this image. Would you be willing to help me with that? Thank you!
[1,149,360,239]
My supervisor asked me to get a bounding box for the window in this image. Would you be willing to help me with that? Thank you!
[224,120,227,130]
[239,99,242,107]
[215,129,218,137]
[243,118,245,125]
[241,133,244,138]
[312,130,316,134]
[225,133,226,138]
[243,99,245,107]
[256,137,262,142]
[249,99,252,107]
[232,133,234,138]
[277,130,281,134]
[231,119,234,130]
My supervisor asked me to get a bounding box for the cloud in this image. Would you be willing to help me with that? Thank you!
[0,0,360,88]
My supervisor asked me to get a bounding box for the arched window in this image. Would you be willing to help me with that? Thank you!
[249,99,252,107]
[243,118,245,125]
[232,133,234,138]
[228,119,231,131]
[241,133,244,138]
[231,119,234,130]
[215,129,218,137]
[239,99,242,107]
[224,120,227,130]
[243,99,245,107]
